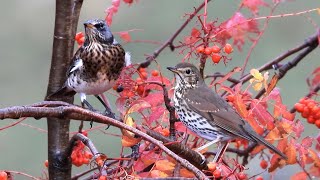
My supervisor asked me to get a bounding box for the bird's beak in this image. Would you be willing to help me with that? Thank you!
[167,66,179,73]
[84,23,94,29]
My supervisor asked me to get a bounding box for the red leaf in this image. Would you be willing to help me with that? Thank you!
[290,172,308,180]
[175,122,197,135]
[191,28,201,37]
[251,99,275,130]
[241,0,268,15]
[220,12,259,50]
[142,92,164,107]
[307,67,320,89]
[148,106,166,123]
[119,31,131,42]
[292,120,304,138]
[116,97,127,114]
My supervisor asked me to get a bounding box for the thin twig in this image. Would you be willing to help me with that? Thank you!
[139,0,212,68]
[255,41,318,99]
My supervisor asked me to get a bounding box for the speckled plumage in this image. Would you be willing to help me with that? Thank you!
[49,19,126,102]
[168,63,287,160]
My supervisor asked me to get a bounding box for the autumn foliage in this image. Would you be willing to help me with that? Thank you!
[1,0,320,180]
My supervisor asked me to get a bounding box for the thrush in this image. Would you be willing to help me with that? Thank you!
[48,19,129,117]
[167,63,287,161]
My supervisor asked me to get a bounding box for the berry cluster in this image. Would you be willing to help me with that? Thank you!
[207,162,248,179]
[196,43,233,64]
[0,171,7,180]
[71,131,93,167]
[294,98,320,128]
[114,67,160,98]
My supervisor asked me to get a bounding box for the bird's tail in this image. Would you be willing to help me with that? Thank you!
[247,128,287,160]
[46,86,76,100]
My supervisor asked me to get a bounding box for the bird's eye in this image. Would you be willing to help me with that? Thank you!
[185,69,191,74]
[95,23,104,29]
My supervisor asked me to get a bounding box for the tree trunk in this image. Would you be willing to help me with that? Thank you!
[45,0,82,179]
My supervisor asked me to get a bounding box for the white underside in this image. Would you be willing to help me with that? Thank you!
[73,80,115,95]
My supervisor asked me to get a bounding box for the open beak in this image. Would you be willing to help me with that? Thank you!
[84,23,95,29]
[167,66,179,73]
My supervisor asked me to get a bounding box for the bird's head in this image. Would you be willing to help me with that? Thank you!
[167,63,204,89]
[83,19,114,45]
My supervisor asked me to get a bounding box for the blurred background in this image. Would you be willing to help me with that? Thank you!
[0,0,319,179]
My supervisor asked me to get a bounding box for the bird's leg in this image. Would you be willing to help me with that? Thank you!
[80,93,97,128]
[195,139,220,165]
[95,95,115,120]
[79,101,85,131]
[213,141,229,163]
[196,139,220,152]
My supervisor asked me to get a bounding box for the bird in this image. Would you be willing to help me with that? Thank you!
[48,19,130,117]
[167,62,287,162]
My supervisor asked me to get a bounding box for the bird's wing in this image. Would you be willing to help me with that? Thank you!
[67,57,83,77]
[184,85,288,159]
[184,85,254,141]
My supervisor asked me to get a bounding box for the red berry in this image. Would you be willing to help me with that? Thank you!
[44,160,49,168]
[138,67,146,72]
[140,71,148,80]
[207,162,217,171]
[301,107,310,118]
[151,70,159,77]
[307,116,315,124]
[224,43,233,54]
[294,103,304,113]
[213,169,221,178]
[136,77,143,84]
[238,172,247,180]
[196,46,205,54]
[99,176,107,180]
[211,45,221,53]
[256,176,264,180]
[204,47,212,55]
[315,119,320,128]
[211,53,222,63]
[137,85,145,96]
[299,98,308,105]
[0,171,7,180]
[315,112,320,119]
[307,101,316,109]
[311,106,319,114]
[260,160,268,169]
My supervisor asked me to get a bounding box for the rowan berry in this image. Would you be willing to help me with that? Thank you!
[196,46,205,54]
[211,45,221,53]
[0,171,7,180]
[256,176,264,180]
[211,53,222,64]
[204,47,212,55]
[44,160,49,168]
[260,159,268,169]
[224,43,233,54]
[294,103,304,113]
[207,162,217,172]
[213,169,221,178]
[315,119,320,128]
[151,70,159,77]
[238,172,247,180]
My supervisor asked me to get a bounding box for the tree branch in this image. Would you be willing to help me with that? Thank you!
[0,102,209,180]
